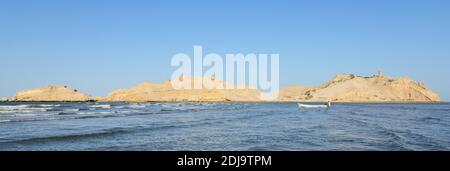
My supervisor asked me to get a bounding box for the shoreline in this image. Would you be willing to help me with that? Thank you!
[7,74,442,103]
[0,101,445,104]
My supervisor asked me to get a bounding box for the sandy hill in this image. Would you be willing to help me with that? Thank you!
[104,77,261,102]
[13,86,93,102]
[279,74,440,102]
[9,74,440,102]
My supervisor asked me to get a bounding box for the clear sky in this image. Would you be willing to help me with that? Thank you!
[1,0,449,101]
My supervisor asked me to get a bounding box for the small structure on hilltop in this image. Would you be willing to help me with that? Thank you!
[376,71,384,77]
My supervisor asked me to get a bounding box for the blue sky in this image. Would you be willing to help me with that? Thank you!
[1,0,449,100]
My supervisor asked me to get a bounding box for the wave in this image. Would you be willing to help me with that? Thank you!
[78,108,92,111]
[247,146,269,151]
[78,111,115,115]
[15,113,58,117]
[421,116,441,122]
[1,119,231,144]
[158,103,221,111]
[0,120,11,123]
[0,128,130,143]
[0,110,16,114]
[114,104,146,109]
[62,108,80,112]
[45,107,80,111]
[7,109,52,113]
[2,110,162,124]
[58,112,77,115]
[44,108,64,112]
[0,124,180,144]
[75,115,100,119]
[378,129,403,142]
[0,117,61,124]
[0,105,31,110]
[38,104,61,107]
[89,104,111,109]
[0,105,52,112]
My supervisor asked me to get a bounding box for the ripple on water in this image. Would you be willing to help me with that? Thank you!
[0,102,449,151]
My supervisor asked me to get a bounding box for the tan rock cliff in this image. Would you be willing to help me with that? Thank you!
[13,86,93,102]
[279,74,440,102]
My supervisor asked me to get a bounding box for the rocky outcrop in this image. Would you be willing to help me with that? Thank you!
[104,77,261,102]
[13,86,93,102]
[279,74,440,102]
[278,86,315,101]
[106,74,439,102]
[9,73,441,103]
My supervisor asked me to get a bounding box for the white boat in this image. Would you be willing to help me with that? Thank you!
[298,102,331,109]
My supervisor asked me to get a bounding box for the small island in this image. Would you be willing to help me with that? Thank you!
[8,73,440,103]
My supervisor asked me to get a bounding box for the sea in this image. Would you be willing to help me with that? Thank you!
[0,102,449,151]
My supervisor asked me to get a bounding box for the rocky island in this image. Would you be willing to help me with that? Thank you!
[278,73,440,102]
[104,77,261,102]
[8,73,440,102]
[13,86,93,102]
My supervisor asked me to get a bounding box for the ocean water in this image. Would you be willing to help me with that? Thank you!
[0,102,449,151]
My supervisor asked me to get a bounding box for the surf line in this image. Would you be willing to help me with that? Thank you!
[177,155,211,168]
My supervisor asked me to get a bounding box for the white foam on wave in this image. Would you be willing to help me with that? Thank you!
[0,107,51,112]
[13,117,60,123]
[90,104,111,109]
[0,105,31,110]
[39,104,61,107]
[15,113,58,117]
[63,108,80,112]
[115,104,146,109]
[0,120,11,123]
[0,110,15,114]
[159,103,210,111]
[96,111,114,114]
[22,108,52,112]
[78,111,114,115]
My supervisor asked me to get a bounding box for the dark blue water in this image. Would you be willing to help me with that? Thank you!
[0,102,449,151]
